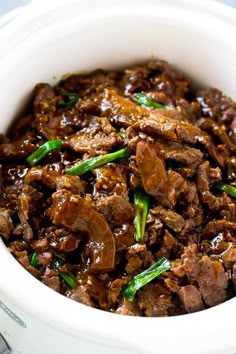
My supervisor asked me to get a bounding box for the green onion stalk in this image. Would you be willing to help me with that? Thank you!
[117,131,127,139]
[53,257,78,289]
[58,92,79,108]
[66,148,128,176]
[123,257,171,301]
[134,189,149,242]
[26,139,62,166]
[133,93,165,109]
[30,252,39,267]
[213,182,236,198]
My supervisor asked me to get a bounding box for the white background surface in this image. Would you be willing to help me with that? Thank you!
[0,1,235,354]
[0,0,235,29]
[0,0,236,17]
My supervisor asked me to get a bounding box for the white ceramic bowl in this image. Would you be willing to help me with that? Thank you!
[0,1,236,354]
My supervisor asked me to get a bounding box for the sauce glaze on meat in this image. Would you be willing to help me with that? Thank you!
[1,59,236,316]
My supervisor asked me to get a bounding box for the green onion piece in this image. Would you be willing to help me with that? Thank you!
[117,131,126,139]
[213,182,236,198]
[30,252,39,267]
[58,271,78,289]
[134,188,149,242]
[123,258,171,302]
[13,207,18,215]
[58,92,79,108]
[53,256,65,271]
[26,140,62,166]
[134,93,165,109]
[66,148,128,176]
[53,256,78,289]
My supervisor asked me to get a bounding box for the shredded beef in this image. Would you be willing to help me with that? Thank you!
[151,206,185,233]
[66,285,95,308]
[63,126,122,156]
[115,298,142,316]
[1,58,236,317]
[49,189,115,272]
[136,141,169,207]
[18,186,42,242]
[24,163,63,188]
[179,285,204,313]
[197,256,228,307]
[0,209,13,241]
[95,194,134,225]
[41,267,61,292]
[93,163,128,196]
[137,283,172,317]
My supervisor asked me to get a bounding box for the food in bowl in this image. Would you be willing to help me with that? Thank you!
[0,59,236,317]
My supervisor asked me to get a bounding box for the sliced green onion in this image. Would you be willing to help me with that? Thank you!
[53,256,78,289]
[26,140,62,166]
[53,256,65,271]
[66,148,128,176]
[123,258,171,302]
[134,188,149,242]
[117,131,127,139]
[58,92,79,108]
[213,182,236,198]
[134,93,165,109]
[13,207,18,215]
[58,271,78,289]
[30,252,39,267]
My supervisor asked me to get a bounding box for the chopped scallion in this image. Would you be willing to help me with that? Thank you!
[134,93,165,109]
[30,252,39,267]
[117,131,127,139]
[58,92,79,108]
[26,140,62,166]
[58,271,78,289]
[213,182,236,198]
[53,256,65,271]
[134,189,149,242]
[123,258,171,301]
[65,148,128,176]
[53,256,78,289]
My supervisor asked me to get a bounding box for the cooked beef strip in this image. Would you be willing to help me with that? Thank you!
[1,59,236,317]
[178,285,204,313]
[196,160,226,211]
[125,243,153,274]
[150,206,185,233]
[136,141,169,207]
[0,209,13,241]
[48,189,116,272]
[63,125,122,156]
[95,194,134,225]
[196,88,236,125]
[115,298,142,316]
[41,267,61,292]
[93,163,128,197]
[203,219,236,238]
[175,122,225,167]
[108,277,129,306]
[232,264,236,292]
[137,283,172,317]
[15,250,42,278]
[155,141,203,168]
[197,256,228,307]
[17,186,43,242]
[56,174,87,195]
[65,285,95,308]
[101,89,178,140]
[197,117,236,152]
[24,163,63,188]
